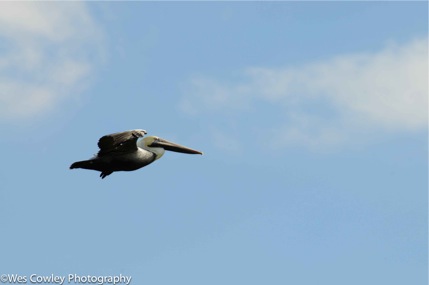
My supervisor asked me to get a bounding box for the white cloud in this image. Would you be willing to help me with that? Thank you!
[0,2,103,120]
[180,38,428,149]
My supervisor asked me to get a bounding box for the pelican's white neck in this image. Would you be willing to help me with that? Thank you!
[137,137,165,160]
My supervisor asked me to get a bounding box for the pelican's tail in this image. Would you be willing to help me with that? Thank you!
[70,159,97,170]
[70,160,92,169]
[70,159,113,179]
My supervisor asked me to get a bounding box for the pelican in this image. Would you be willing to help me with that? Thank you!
[70,129,203,179]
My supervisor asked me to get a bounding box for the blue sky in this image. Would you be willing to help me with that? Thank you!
[0,2,427,285]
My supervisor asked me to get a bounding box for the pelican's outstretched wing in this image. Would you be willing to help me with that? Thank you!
[97,129,147,155]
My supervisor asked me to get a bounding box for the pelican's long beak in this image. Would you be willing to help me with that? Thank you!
[150,138,203,155]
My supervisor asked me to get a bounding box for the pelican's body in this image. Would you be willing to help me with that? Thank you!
[70,129,202,179]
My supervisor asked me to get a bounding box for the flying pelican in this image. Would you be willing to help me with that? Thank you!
[70,129,203,179]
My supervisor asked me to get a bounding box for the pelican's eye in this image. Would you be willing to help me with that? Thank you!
[149,138,160,147]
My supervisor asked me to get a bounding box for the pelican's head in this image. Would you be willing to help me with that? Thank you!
[137,136,203,160]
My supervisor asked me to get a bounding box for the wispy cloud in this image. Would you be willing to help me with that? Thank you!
[180,38,428,149]
[0,2,103,121]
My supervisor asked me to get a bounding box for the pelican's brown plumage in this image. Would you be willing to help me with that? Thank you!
[70,129,202,179]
